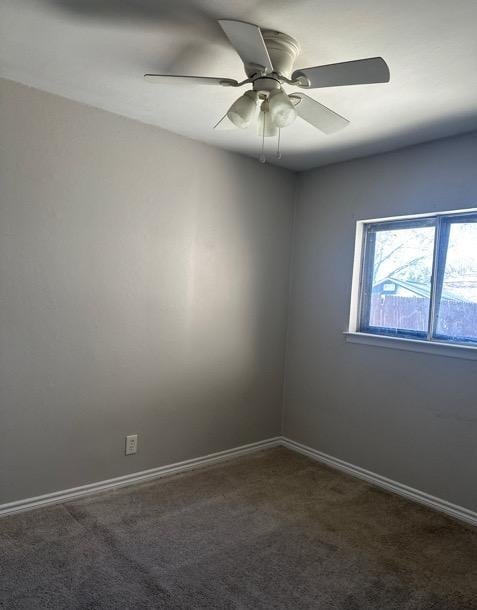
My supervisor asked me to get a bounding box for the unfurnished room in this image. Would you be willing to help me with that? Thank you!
[0,1,476,608]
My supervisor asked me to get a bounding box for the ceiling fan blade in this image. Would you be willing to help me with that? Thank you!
[218,19,273,73]
[213,114,239,130]
[292,57,390,88]
[291,93,350,134]
[144,74,238,87]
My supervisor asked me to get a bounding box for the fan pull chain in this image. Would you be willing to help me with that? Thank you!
[276,128,282,159]
[259,110,266,164]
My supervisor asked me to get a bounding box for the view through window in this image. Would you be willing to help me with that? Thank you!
[358,212,477,345]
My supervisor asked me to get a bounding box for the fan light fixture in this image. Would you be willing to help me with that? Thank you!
[258,100,278,137]
[268,89,297,128]
[145,19,390,163]
[226,91,258,128]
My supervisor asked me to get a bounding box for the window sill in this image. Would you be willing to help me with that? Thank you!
[344,332,477,361]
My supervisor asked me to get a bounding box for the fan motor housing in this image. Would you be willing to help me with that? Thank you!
[261,30,300,78]
[253,77,280,96]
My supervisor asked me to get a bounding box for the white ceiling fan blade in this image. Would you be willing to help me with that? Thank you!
[213,114,239,130]
[144,74,239,87]
[218,19,273,73]
[291,93,350,134]
[292,57,390,88]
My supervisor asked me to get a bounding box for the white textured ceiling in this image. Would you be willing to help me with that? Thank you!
[1,0,477,170]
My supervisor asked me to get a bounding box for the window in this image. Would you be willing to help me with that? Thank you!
[354,210,477,346]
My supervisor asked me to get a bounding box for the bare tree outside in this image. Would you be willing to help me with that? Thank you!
[372,227,434,285]
[366,221,477,338]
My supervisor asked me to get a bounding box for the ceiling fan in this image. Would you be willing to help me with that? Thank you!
[145,20,390,161]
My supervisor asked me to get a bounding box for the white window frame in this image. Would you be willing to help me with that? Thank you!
[345,207,477,360]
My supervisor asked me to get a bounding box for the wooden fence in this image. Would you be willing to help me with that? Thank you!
[369,295,477,338]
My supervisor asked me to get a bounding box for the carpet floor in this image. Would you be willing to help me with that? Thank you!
[1,447,476,609]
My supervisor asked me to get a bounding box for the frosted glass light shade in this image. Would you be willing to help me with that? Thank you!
[268,89,296,128]
[227,91,258,128]
[257,107,278,137]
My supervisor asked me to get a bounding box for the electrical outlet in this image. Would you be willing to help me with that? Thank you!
[125,434,138,455]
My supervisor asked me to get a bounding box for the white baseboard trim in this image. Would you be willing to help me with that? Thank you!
[0,437,281,518]
[281,437,477,528]
[2,435,475,528]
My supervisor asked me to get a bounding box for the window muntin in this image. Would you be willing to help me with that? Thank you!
[358,212,477,345]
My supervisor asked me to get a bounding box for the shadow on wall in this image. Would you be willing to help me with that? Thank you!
[0,85,291,503]
[158,157,287,445]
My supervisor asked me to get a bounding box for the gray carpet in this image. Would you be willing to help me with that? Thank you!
[1,447,476,609]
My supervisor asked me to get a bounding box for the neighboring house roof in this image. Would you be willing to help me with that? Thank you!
[373,277,467,302]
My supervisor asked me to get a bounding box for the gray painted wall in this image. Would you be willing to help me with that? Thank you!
[2,76,476,513]
[0,78,294,504]
[284,132,477,511]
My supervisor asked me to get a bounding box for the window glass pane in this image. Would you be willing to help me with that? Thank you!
[367,225,435,333]
[436,221,477,342]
